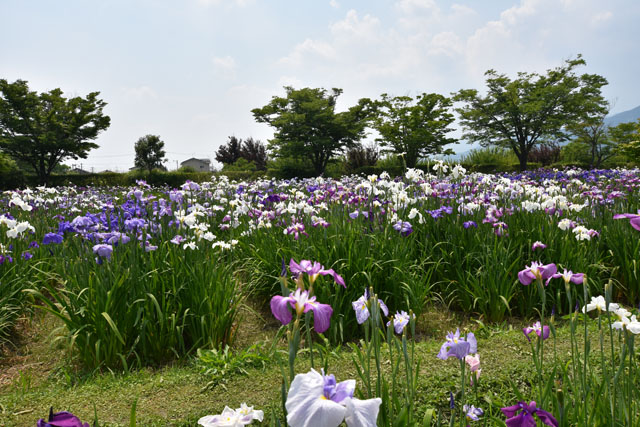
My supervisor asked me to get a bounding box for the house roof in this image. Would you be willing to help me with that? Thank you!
[180,158,211,165]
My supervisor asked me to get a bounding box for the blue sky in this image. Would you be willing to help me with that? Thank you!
[2,0,639,171]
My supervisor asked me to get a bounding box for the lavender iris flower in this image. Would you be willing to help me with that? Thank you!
[387,311,413,334]
[437,328,477,360]
[286,369,381,427]
[285,223,308,240]
[523,321,550,342]
[322,372,355,404]
[93,244,113,259]
[393,220,413,236]
[352,289,389,324]
[613,211,640,231]
[501,401,558,427]
[531,241,547,251]
[270,289,333,333]
[463,221,477,229]
[289,259,346,288]
[547,269,584,286]
[518,262,557,286]
[43,233,63,245]
[463,404,484,422]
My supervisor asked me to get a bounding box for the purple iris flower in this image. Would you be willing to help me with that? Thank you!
[523,321,550,342]
[322,372,355,404]
[289,259,346,288]
[463,404,484,422]
[501,401,558,427]
[387,311,412,334]
[270,289,333,333]
[43,233,63,245]
[352,289,389,324]
[613,211,640,231]
[124,218,146,232]
[28,241,40,249]
[393,220,413,236]
[37,410,90,427]
[531,241,546,251]
[493,221,508,237]
[93,244,113,259]
[518,262,557,286]
[463,221,477,229]
[437,328,477,360]
[170,235,185,245]
[285,223,308,240]
[547,269,584,286]
[22,251,33,260]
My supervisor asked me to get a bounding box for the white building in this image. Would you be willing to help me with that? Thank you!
[180,158,212,172]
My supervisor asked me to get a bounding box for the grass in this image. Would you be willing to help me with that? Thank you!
[0,304,605,426]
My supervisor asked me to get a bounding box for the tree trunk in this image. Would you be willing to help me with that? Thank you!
[518,153,528,171]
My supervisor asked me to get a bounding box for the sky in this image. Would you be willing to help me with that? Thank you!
[2,0,639,172]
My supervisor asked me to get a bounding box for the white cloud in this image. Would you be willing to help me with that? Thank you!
[396,0,438,14]
[329,0,340,9]
[330,9,381,40]
[196,0,252,7]
[428,31,463,56]
[279,39,337,67]
[591,10,613,26]
[121,86,158,101]
[212,55,237,72]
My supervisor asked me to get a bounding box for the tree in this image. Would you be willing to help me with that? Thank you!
[215,136,268,171]
[372,93,456,168]
[215,136,242,165]
[567,105,615,168]
[454,56,608,171]
[611,119,640,162]
[0,79,110,183]
[252,87,373,175]
[345,142,379,172]
[134,134,166,172]
[240,137,268,170]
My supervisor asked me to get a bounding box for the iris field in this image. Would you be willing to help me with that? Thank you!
[1,164,640,426]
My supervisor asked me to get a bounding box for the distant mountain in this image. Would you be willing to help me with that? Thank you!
[605,105,640,127]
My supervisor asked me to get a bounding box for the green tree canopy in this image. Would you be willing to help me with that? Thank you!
[252,87,373,175]
[0,79,110,183]
[134,134,166,172]
[372,93,456,168]
[610,119,640,162]
[567,104,614,169]
[454,56,608,170]
[215,136,242,165]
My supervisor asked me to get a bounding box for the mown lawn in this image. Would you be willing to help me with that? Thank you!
[0,306,598,426]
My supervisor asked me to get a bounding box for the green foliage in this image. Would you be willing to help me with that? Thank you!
[568,109,615,168]
[461,147,518,167]
[454,55,608,170]
[0,264,32,350]
[266,157,317,179]
[222,158,257,173]
[134,134,167,172]
[197,344,272,390]
[0,79,110,184]
[611,119,640,162]
[373,93,457,168]
[28,237,242,369]
[252,87,373,175]
[560,140,591,166]
[345,143,379,173]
